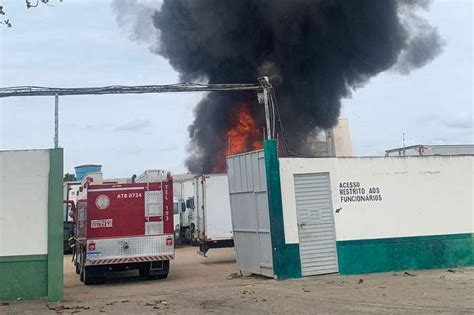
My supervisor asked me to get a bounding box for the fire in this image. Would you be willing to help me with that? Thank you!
[227,104,263,156]
[212,104,263,173]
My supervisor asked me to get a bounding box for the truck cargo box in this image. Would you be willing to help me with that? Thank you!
[194,174,234,255]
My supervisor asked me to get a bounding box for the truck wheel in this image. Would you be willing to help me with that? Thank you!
[83,266,92,285]
[79,245,85,281]
[190,225,197,246]
[154,273,168,280]
[84,266,105,285]
[147,260,169,280]
[75,251,81,275]
[84,277,94,285]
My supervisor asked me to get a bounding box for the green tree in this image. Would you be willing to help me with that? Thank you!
[63,173,76,182]
[1,0,63,27]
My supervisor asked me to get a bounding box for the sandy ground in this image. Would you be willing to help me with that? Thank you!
[2,246,473,314]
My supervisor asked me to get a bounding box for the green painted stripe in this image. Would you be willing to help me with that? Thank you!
[0,254,47,263]
[337,233,474,275]
[264,140,302,280]
[339,233,472,245]
[47,148,64,302]
[0,259,48,301]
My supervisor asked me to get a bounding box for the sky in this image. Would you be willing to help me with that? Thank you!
[0,0,472,178]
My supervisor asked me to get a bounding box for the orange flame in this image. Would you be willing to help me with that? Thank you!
[227,104,263,155]
[212,104,263,173]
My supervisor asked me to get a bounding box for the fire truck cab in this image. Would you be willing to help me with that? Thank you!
[72,170,174,285]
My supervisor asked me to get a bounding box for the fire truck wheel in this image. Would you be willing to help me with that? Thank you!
[83,266,105,285]
[80,246,86,281]
[80,266,84,282]
[84,276,94,285]
[147,260,169,280]
[152,273,168,280]
[83,266,90,284]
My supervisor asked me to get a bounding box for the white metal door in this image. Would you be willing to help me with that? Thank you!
[294,173,338,276]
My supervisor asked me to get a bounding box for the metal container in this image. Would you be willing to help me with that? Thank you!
[74,164,102,181]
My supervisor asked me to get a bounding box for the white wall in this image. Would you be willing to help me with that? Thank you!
[280,156,474,244]
[0,150,50,256]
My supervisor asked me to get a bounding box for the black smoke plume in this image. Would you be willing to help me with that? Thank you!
[114,0,444,173]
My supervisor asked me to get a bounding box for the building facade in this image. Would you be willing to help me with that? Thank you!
[227,141,473,279]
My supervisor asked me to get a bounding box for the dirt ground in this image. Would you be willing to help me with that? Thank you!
[2,246,473,314]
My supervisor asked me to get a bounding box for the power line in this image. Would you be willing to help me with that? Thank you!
[270,87,295,156]
[0,83,262,98]
[0,81,274,149]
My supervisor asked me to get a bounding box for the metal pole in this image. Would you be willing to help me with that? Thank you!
[263,88,271,140]
[54,94,59,148]
[258,76,273,140]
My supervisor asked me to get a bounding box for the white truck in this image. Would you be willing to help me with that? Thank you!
[172,197,181,242]
[192,174,234,256]
[173,175,196,244]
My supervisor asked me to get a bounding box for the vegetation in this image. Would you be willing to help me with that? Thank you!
[1,0,62,27]
[63,173,76,182]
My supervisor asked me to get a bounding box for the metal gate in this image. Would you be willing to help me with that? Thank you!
[294,173,338,276]
[227,150,274,277]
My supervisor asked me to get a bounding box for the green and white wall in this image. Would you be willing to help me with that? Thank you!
[278,154,473,275]
[0,149,63,301]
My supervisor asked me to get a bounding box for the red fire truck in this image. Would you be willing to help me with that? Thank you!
[71,171,174,285]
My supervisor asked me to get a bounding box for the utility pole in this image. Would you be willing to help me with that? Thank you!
[402,132,406,156]
[257,76,275,140]
[54,94,59,148]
